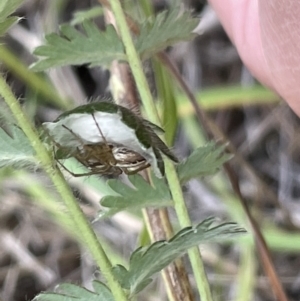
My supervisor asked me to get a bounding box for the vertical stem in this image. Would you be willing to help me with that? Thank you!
[0,45,70,109]
[108,1,213,300]
[0,75,128,301]
[109,1,159,125]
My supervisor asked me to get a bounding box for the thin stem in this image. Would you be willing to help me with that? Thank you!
[0,45,70,110]
[142,209,177,301]
[165,161,213,301]
[108,1,213,300]
[109,0,159,125]
[0,74,128,301]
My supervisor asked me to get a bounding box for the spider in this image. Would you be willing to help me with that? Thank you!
[46,113,150,177]
[60,142,151,177]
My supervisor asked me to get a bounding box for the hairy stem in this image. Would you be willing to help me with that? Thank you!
[0,74,128,301]
[108,1,213,300]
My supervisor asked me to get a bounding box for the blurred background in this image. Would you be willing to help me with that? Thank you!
[1,0,300,300]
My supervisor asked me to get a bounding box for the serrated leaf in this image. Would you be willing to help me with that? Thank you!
[177,143,232,184]
[71,7,104,25]
[0,0,23,36]
[31,21,125,71]
[113,217,246,294]
[0,125,36,168]
[30,6,198,71]
[33,281,114,301]
[136,6,198,60]
[99,173,172,218]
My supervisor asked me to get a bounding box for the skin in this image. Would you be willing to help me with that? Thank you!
[208,0,300,116]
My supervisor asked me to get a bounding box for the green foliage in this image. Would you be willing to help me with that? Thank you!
[97,143,230,218]
[33,281,114,301]
[177,143,232,184]
[31,21,125,71]
[1,3,245,300]
[153,60,178,145]
[0,0,23,36]
[71,6,104,25]
[136,6,198,60]
[0,125,36,168]
[100,173,172,218]
[112,217,246,294]
[31,6,198,71]
[177,85,278,115]
[0,17,18,36]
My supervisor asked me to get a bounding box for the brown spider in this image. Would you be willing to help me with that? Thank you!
[46,113,150,177]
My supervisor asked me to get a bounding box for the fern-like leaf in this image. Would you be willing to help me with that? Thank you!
[136,6,198,60]
[99,173,172,218]
[31,21,125,71]
[113,217,246,294]
[33,280,114,301]
[177,143,232,184]
[0,125,36,168]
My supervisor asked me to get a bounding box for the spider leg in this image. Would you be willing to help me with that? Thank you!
[61,125,106,163]
[56,154,122,177]
[46,123,121,177]
[61,124,87,146]
[44,125,89,176]
[53,151,99,177]
[88,163,122,176]
[91,113,107,144]
[44,126,72,156]
[122,162,151,175]
[91,113,119,166]
[74,153,122,176]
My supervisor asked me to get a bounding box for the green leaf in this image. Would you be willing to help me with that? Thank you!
[71,6,104,25]
[136,6,198,60]
[153,59,177,145]
[177,143,232,184]
[0,0,22,20]
[0,125,36,168]
[33,281,114,301]
[113,217,246,294]
[31,21,125,71]
[0,101,16,137]
[30,6,198,70]
[0,16,19,36]
[99,173,172,218]
[0,0,23,36]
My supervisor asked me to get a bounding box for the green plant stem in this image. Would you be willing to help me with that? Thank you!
[0,74,128,301]
[109,1,213,300]
[164,161,213,301]
[109,1,159,125]
[0,45,70,110]
[234,244,256,301]
[142,209,177,301]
